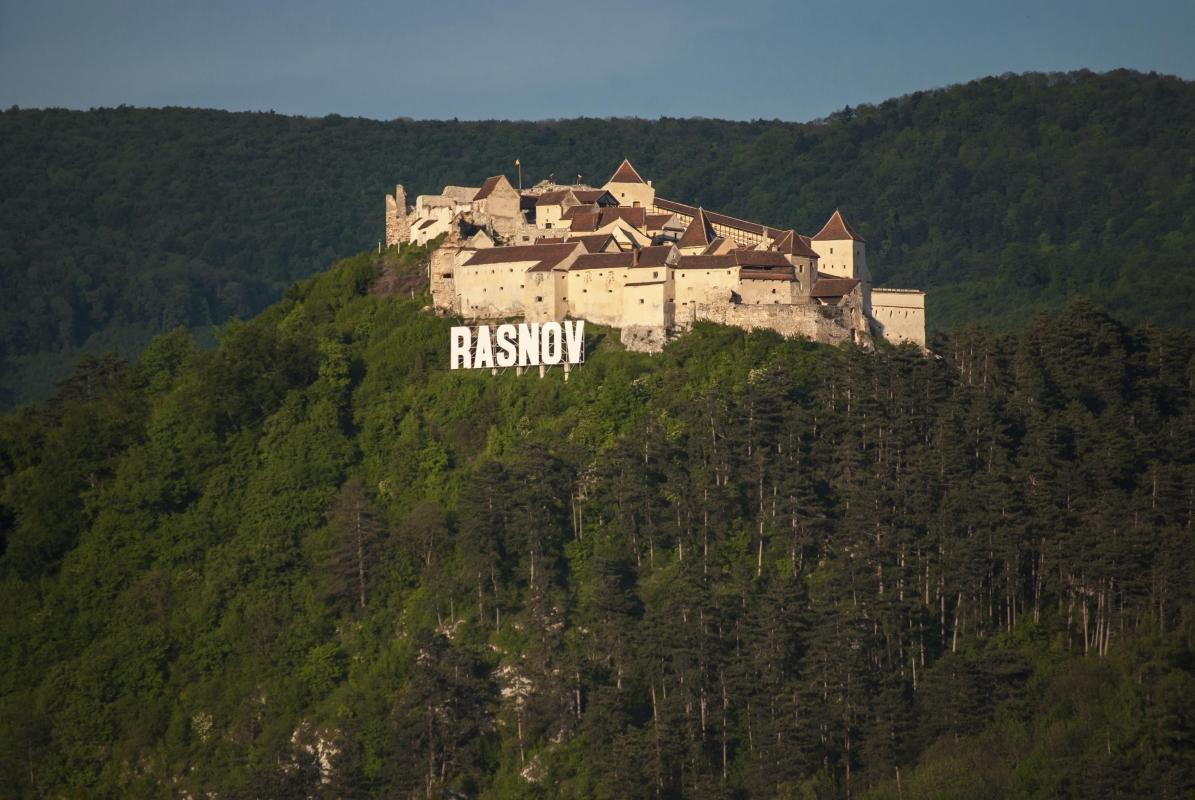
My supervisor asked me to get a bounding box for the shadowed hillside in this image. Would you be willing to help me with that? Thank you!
[1,248,1193,797]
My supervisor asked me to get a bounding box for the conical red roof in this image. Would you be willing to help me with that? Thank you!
[811,209,865,242]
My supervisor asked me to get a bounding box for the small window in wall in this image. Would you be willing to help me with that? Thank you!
[583,289,588,293]
[639,298,645,304]
[535,296,543,302]
[771,288,776,294]
[442,273,452,279]
[633,201,640,208]
[830,247,834,254]
[520,284,524,289]
[653,271,658,278]
[546,223,552,229]
[522,236,529,241]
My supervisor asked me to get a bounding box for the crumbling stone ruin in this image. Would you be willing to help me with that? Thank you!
[385,160,926,351]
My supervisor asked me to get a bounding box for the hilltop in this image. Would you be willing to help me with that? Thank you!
[3,68,1195,404]
[1,249,1193,797]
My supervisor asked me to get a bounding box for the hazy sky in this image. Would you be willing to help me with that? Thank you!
[1,0,1192,121]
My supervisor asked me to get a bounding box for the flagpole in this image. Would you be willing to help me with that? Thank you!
[516,159,522,191]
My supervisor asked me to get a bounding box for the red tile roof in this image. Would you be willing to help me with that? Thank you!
[607,158,646,184]
[770,229,821,259]
[536,189,577,206]
[473,175,510,201]
[812,209,865,242]
[573,189,617,205]
[535,234,615,253]
[572,207,649,231]
[600,207,647,228]
[677,208,716,248]
[561,204,598,220]
[701,236,731,255]
[740,269,796,281]
[634,245,674,267]
[645,213,673,230]
[462,242,581,273]
[677,254,737,270]
[573,234,616,253]
[573,252,635,270]
[733,250,792,268]
[810,275,861,297]
[654,198,790,242]
[569,212,599,232]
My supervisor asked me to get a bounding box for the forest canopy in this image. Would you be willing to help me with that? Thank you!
[2,68,1194,404]
[0,247,1192,798]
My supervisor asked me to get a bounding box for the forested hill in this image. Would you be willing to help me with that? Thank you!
[2,68,1194,405]
[1,248,1193,797]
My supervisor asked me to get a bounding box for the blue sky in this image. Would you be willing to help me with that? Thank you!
[1,0,1192,121]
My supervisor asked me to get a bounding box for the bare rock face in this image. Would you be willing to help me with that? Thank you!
[620,325,669,353]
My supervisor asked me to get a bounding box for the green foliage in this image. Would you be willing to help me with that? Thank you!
[2,244,1195,797]
[4,70,1195,405]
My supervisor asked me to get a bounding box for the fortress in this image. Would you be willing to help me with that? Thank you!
[384,160,925,351]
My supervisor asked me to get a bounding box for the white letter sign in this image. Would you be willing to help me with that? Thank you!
[449,322,585,370]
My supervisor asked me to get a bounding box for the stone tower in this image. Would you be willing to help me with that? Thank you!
[429,222,463,313]
[811,210,872,316]
[384,184,411,247]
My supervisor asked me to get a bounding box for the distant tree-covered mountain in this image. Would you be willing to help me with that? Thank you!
[2,68,1193,405]
[1,248,1192,797]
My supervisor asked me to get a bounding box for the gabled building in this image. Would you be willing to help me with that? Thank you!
[390,159,926,350]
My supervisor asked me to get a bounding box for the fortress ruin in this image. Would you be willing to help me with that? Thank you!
[384,160,925,351]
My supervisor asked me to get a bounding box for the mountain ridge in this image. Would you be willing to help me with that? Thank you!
[2,68,1193,407]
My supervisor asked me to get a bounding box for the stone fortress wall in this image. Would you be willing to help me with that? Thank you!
[385,160,927,352]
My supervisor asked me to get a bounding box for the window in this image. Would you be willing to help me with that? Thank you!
[639,298,645,304]
[535,296,543,302]
[653,271,658,278]
[546,223,552,229]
